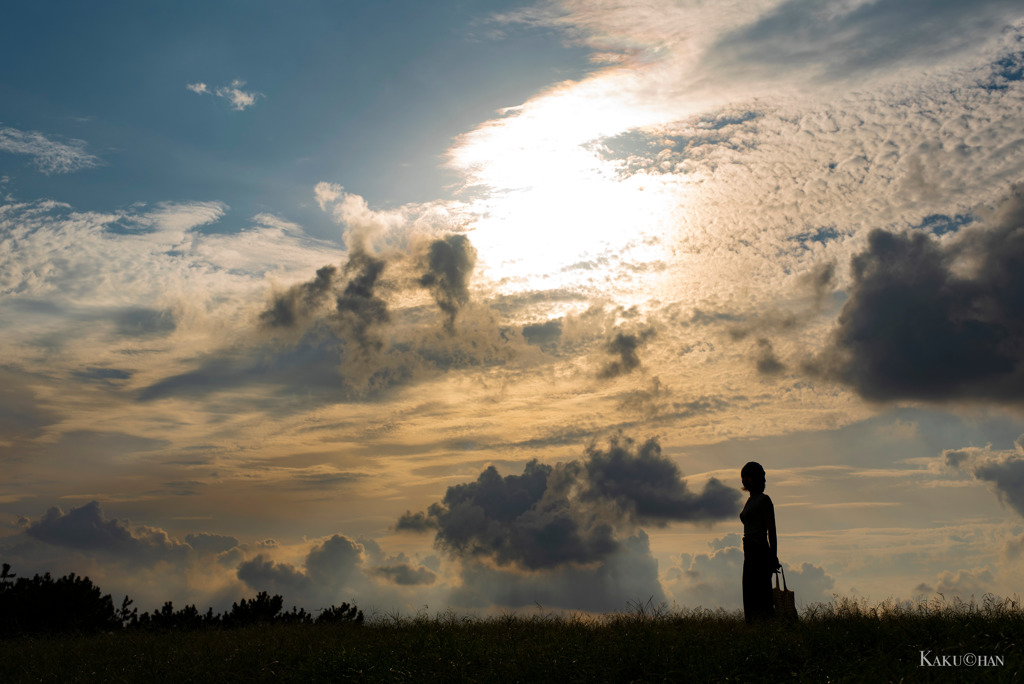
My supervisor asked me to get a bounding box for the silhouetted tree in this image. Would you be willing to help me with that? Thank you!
[0,567,119,635]
[316,602,364,625]
[0,562,364,635]
[223,591,284,627]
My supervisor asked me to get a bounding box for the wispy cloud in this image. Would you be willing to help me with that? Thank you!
[187,79,263,111]
[0,125,101,174]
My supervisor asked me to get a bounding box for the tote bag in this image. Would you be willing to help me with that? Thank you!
[773,567,798,620]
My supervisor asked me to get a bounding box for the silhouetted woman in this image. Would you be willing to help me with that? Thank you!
[740,461,779,623]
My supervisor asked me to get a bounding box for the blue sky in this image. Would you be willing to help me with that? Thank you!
[3,0,1024,618]
[2,0,592,233]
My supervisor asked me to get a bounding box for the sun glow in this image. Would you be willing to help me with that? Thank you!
[450,89,685,306]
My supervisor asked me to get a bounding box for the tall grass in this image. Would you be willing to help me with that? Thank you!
[1,595,1020,682]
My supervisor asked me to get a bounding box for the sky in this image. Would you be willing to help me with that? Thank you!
[2,0,1024,617]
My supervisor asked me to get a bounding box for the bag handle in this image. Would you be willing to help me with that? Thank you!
[774,565,788,591]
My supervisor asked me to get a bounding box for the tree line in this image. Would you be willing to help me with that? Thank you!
[0,563,363,636]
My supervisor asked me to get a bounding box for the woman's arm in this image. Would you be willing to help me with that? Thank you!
[767,499,779,568]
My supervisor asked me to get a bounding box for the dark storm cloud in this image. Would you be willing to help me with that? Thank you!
[25,501,187,565]
[814,190,1024,402]
[418,234,476,334]
[973,455,1024,518]
[370,563,436,586]
[580,435,742,525]
[395,510,439,532]
[397,434,741,571]
[943,438,1024,519]
[599,327,655,379]
[425,459,619,570]
[260,264,337,329]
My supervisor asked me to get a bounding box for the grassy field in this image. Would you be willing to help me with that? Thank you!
[1,597,1020,683]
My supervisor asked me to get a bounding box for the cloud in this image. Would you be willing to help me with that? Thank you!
[0,125,101,174]
[754,338,785,376]
[449,530,665,613]
[813,189,1024,402]
[236,554,312,595]
[333,249,390,357]
[234,534,381,608]
[260,265,338,329]
[599,327,655,379]
[398,433,741,571]
[580,435,741,525]
[370,563,436,586]
[973,455,1024,518]
[187,79,262,110]
[933,567,995,597]
[228,535,457,613]
[664,535,835,610]
[418,234,477,334]
[185,532,239,556]
[944,439,1024,519]
[304,534,364,587]
[23,501,187,565]
[395,510,438,532]
[707,0,1024,84]
[522,318,563,350]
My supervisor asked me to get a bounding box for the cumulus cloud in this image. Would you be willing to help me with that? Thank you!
[814,189,1024,402]
[0,125,101,174]
[171,186,512,403]
[24,501,187,566]
[943,438,1024,519]
[398,434,740,572]
[923,566,996,598]
[185,532,239,556]
[235,534,367,607]
[233,533,442,607]
[665,535,835,610]
[262,184,481,342]
[449,530,665,613]
[236,554,312,595]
